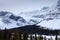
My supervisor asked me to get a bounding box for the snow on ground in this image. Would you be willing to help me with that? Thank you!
[28,34,59,40]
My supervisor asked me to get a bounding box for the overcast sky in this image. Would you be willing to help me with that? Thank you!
[0,0,58,15]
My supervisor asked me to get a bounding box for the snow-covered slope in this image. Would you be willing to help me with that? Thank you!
[0,0,60,30]
[19,7,51,24]
[0,11,28,29]
[19,0,60,30]
[37,19,60,29]
[37,0,60,30]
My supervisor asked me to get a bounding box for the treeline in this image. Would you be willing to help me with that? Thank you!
[0,28,58,40]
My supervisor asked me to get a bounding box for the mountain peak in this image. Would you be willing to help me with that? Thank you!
[0,11,28,29]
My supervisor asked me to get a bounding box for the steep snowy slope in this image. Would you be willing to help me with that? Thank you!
[19,7,51,24]
[37,0,60,30]
[19,0,60,30]
[0,11,28,29]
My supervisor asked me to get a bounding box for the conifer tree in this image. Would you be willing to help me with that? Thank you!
[19,30,22,40]
[0,29,2,40]
[34,34,37,40]
[23,32,28,40]
[0,31,5,40]
[9,32,15,40]
[14,29,20,40]
[30,34,33,40]
[3,28,8,40]
[55,35,58,40]
[55,32,58,40]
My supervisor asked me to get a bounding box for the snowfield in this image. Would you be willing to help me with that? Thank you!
[28,34,60,40]
[37,19,60,30]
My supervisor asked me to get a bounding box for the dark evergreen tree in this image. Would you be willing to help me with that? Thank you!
[23,32,28,40]
[34,34,37,40]
[55,31,58,40]
[30,34,33,40]
[9,30,22,40]
[19,30,22,40]
[9,32,15,40]
[14,29,20,40]
[55,35,58,40]
[3,28,8,40]
[0,29,2,40]
[0,29,1,38]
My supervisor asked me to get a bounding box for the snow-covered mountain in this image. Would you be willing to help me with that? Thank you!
[19,7,50,24]
[37,0,60,30]
[0,11,28,29]
[19,0,60,30]
[0,0,60,30]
